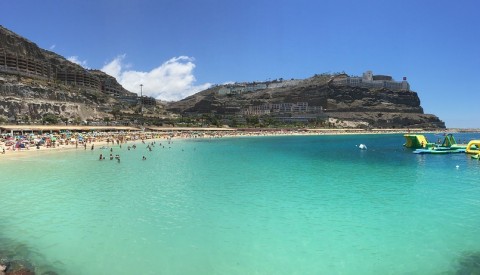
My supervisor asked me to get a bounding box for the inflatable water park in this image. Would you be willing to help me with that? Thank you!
[403,134,477,155]
[465,140,480,159]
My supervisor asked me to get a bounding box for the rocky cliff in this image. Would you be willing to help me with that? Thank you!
[0,25,445,128]
[167,75,445,128]
[0,25,143,124]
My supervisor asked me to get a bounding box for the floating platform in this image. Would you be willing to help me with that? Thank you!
[406,134,468,154]
[466,140,480,154]
[413,148,466,154]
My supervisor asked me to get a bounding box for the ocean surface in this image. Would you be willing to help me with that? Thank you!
[1,133,480,274]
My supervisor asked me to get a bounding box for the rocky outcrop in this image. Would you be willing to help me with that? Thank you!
[0,25,139,123]
[0,239,59,275]
[167,77,445,129]
[0,74,115,122]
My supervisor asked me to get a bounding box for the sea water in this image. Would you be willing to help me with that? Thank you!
[1,133,480,274]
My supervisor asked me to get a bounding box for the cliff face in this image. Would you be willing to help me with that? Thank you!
[0,26,45,59]
[0,25,139,123]
[0,74,109,122]
[0,25,445,128]
[167,77,445,129]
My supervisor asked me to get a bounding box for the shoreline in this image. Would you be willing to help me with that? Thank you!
[1,126,473,160]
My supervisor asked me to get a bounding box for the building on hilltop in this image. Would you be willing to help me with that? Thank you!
[332,70,410,91]
[243,102,323,116]
[218,79,306,95]
[55,68,101,90]
[218,83,268,95]
[243,104,271,116]
[0,47,52,80]
[266,79,302,89]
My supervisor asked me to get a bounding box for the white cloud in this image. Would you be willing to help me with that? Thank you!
[67,56,89,68]
[101,54,125,80]
[101,55,212,101]
[49,44,56,50]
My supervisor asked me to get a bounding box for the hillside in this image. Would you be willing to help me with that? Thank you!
[0,25,444,129]
[0,25,170,124]
[167,75,445,129]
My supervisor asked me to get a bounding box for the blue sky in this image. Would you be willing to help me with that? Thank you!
[1,0,479,128]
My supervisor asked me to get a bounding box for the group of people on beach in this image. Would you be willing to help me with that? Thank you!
[1,128,439,158]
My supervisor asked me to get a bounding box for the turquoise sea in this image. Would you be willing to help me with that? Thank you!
[1,133,480,274]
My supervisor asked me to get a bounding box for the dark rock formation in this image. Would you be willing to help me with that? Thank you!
[167,77,445,129]
[0,239,59,275]
[0,259,34,275]
[456,251,480,275]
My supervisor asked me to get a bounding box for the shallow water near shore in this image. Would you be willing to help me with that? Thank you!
[1,133,480,274]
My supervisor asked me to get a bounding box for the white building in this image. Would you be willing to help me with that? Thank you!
[243,105,271,116]
[244,102,322,115]
[218,83,268,95]
[333,70,410,91]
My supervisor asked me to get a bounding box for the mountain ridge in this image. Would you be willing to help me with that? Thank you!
[0,25,445,128]
[168,75,444,129]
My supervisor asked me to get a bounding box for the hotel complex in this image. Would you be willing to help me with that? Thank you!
[243,102,322,116]
[332,70,410,91]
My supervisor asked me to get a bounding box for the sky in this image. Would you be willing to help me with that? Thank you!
[1,0,479,128]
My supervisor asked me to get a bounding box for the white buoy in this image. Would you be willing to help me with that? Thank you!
[456,165,459,169]
[359,144,367,150]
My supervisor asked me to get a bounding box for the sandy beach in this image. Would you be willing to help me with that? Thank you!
[0,124,463,160]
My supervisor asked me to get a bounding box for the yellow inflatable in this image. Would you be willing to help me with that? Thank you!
[465,140,480,154]
[403,134,430,148]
